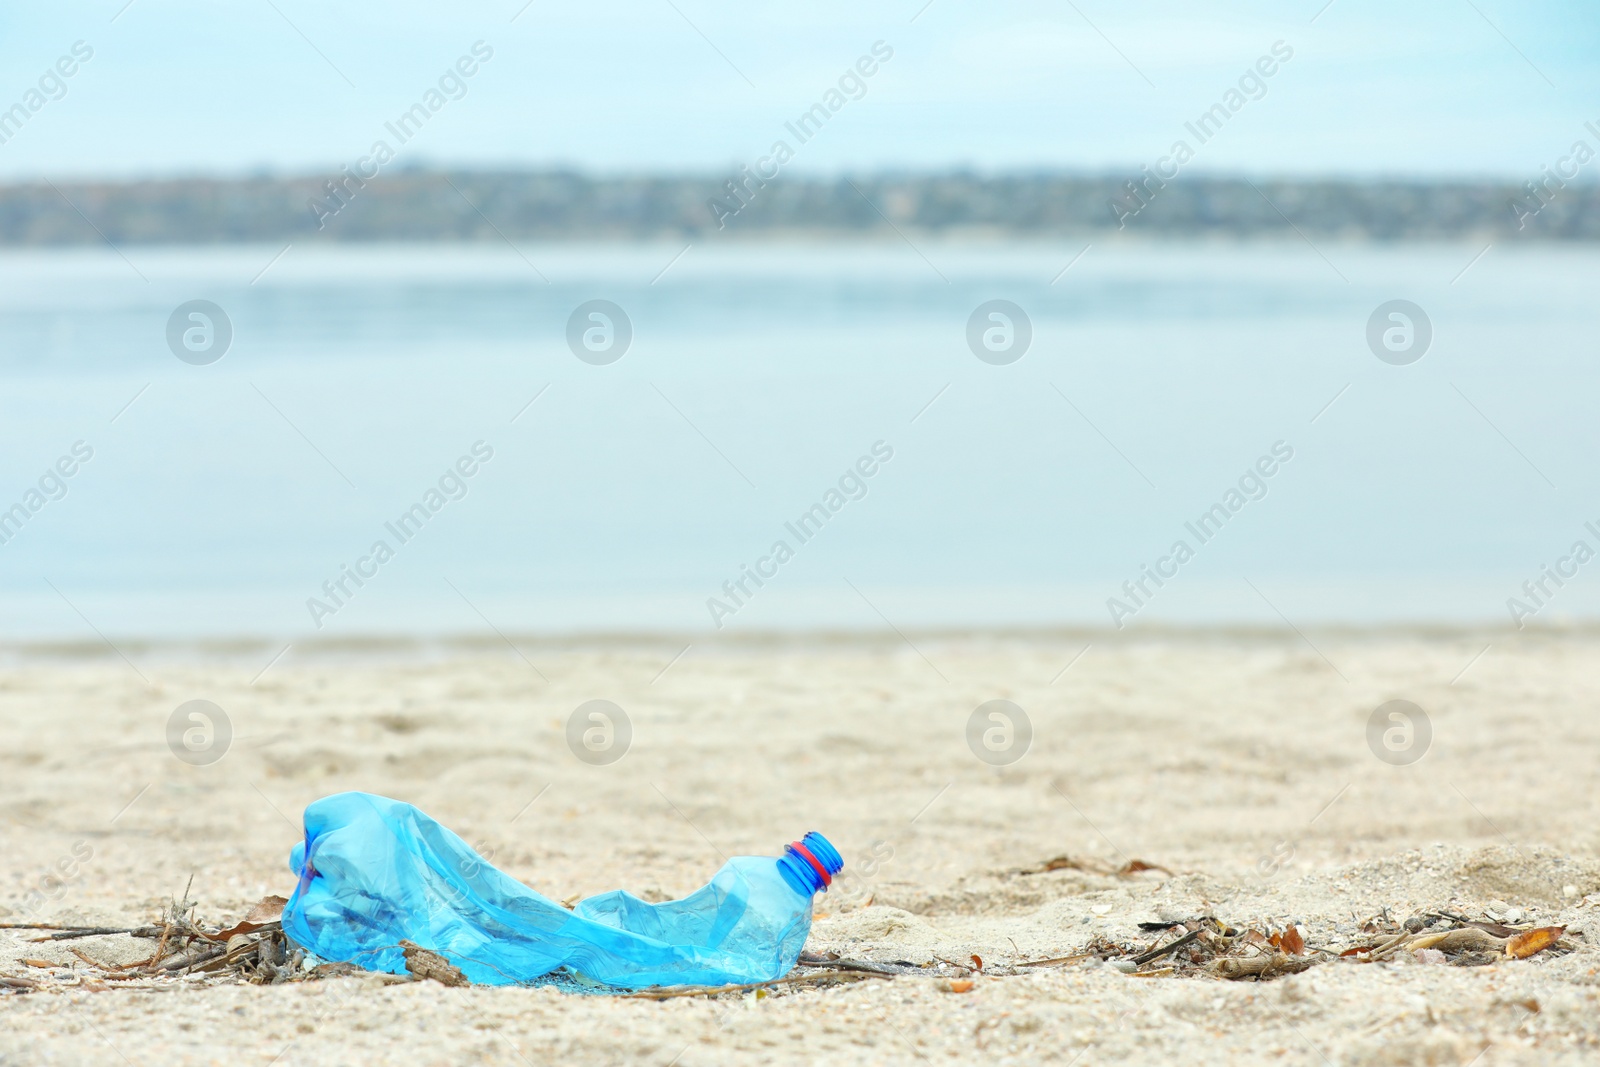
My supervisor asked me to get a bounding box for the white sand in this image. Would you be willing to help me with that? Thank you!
[2,631,1598,1064]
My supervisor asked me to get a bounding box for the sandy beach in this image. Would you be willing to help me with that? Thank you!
[2,630,1598,1065]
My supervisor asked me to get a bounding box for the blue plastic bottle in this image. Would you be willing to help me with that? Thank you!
[280,792,843,989]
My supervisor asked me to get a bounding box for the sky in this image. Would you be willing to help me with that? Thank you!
[0,0,1596,182]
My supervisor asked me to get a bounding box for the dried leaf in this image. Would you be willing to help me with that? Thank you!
[212,921,265,940]
[243,895,287,925]
[1280,926,1305,956]
[1116,859,1173,878]
[1505,926,1565,960]
[211,895,291,941]
[941,979,974,993]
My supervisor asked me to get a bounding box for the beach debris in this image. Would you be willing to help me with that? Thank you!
[1505,926,1566,959]
[286,792,844,988]
[932,955,978,975]
[1017,952,1097,967]
[1005,917,1323,980]
[618,968,890,1000]
[0,887,301,993]
[797,952,938,976]
[1426,911,1521,937]
[1131,928,1204,965]
[1019,854,1174,878]
[214,895,287,940]
[1408,928,1507,955]
[2,875,1575,1001]
[1011,901,1574,983]
[0,924,159,941]
[1270,926,1306,956]
[1338,910,1573,966]
[1213,952,1316,980]
[400,940,469,987]
[1113,857,1177,876]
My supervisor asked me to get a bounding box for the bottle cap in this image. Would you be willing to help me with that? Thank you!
[777,831,844,896]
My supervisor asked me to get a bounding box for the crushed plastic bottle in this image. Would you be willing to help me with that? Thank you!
[280,791,843,989]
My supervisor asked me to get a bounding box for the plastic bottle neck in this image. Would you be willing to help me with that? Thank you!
[776,832,844,896]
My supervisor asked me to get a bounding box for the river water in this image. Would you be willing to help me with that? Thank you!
[1,238,1595,639]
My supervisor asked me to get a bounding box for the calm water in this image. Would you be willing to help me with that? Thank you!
[1,239,1597,639]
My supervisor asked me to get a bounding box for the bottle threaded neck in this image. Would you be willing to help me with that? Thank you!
[777,831,844,896]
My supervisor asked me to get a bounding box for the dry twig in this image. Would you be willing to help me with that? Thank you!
[621,969,890,1000]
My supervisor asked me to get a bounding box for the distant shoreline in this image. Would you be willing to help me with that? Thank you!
[2,170,1595,245]
[1,623,1592,659]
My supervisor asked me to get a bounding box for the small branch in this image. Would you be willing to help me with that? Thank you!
[1132,928,1202,966]
[30,926,160,942]
[4,923,148,938]
[620,969,890,999]
[193,935,272,974]
[1366,932,1414,961]
[154,943,225,973]
[1018,952,1096,968]
[795,957,906,975]
[1213,951,1315,980]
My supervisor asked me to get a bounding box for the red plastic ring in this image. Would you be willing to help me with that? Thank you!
[790,842,831,887]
